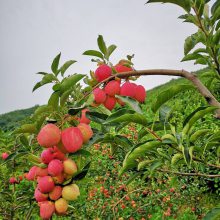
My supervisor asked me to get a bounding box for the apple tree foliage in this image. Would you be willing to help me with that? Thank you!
[0,0,220,219]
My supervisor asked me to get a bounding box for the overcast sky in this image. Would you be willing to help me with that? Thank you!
[0,0,210,114]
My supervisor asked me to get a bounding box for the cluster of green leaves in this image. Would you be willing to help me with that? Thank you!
[33,53,85,108]
[14,54,89,137]
[83,35,117,63]
[82,35,135,89]
[103,102,219,175]
[147,0,220,86]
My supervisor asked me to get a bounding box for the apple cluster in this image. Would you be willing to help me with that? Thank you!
[26,119,93,219]
[92,63,146,110]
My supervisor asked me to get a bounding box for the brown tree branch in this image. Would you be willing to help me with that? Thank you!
[88,69,220,118]
[145,127,162,141]
[157,168,220,178]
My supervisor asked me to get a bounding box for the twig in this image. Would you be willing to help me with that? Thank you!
[144,131,220,170]
[157,168,220,178]
[145,127,162,141]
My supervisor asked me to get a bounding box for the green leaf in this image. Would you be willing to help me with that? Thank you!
[206,77,215,89]
[216,20,220,31]
[181,53,203,61]
[203,207,220,220]
[203,3,209,17]
[116,95,142,114]
[193,48,208,54]
[161,134,177,144]
[85,132,105,147]
[211,1,220,15]
[104,109,148,126]
[35,115,47,131]
[86,111,109,124]
[211,7,220,22]
[92,104,112,116]
[190,129,211,142]
[27,153,42,164]
[195,0,205,17]
[119,152,137,177]
[194,57,209,65]
[178,14,189,20]
[151,84,195,113]
[32,105,53,119]
[83,50,104,59]
[32,82,43,92]
[60,74,85,93]
[185,107,218,128]
[51,53,61,75]
[32,74,57,92]
[209,131,220,142]
[14,124,37,134]
[146,0,191,12]
[126,172,144,185]
[19,135,29,147]
[183,106,218,135]
[59,60,77,76]
[114,135,133,148]
[200,70,217,78]
[107,44,117,58]
[185,31,206,55]
[97,35,107,56]
[72,161,91,181]
[159,105,172,123]
[148,160,163,173]
[138,160,154,171]
[217,146,220,157]
[182,145,192,166]
[52,83,61,91]
[70,149,92,157]
[213,29,220,44]
[184,34,198,55]
[115,122,130,132]
[119,141,161,176]
[36,72,48,75]
[183,107,207,127]
[48,91,60,110]
[68,106,86,117]
[179,14,198,24]
[60,89,72,107]
[171,153,183,166]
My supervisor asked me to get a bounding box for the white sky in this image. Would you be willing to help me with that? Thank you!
[0,0,212,114]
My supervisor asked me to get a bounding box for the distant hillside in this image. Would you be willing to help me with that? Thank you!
[0,105,39,131]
